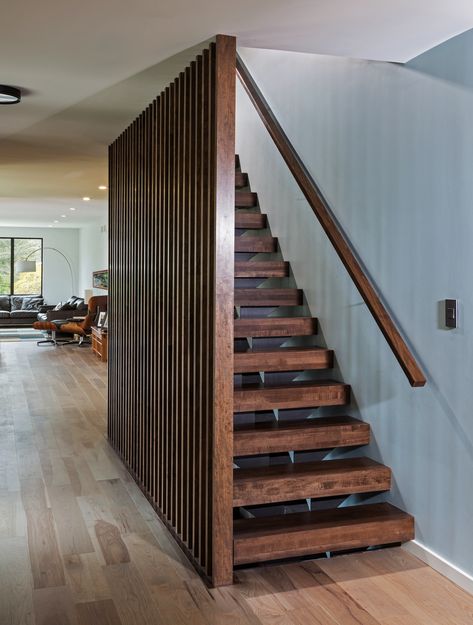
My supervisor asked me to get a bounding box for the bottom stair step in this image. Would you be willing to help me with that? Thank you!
[233,503,414,565]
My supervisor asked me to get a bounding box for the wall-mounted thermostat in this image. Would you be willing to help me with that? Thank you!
[445,299,458,329]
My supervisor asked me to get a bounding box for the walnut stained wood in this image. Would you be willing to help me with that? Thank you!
[233,458,391,507]
[234,346,333,373]
[234,235,277,253]
[233,416,370,456]
[234,380,350,412]
[233,503,414,565]
[2,342,473,624]
[234,316,317,337]
[108,35,236,586]
[235,211,267,228]
[234,287,302,306]
[235,191,257,207]
[234,260,288,278]
[236,55,426,388]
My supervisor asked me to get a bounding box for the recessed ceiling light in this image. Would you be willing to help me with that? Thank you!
[0,85,21,105]
[48,225,53,228]
[82,196,91,201]
[54,220,59,223]
[69,207,76,211]
[98,185,107,190]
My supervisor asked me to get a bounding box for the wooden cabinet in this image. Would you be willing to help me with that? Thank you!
[91,326,108,362]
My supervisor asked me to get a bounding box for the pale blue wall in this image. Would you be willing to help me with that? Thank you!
[236,30,473,575]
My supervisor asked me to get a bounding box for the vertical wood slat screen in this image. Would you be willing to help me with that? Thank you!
[108,35,235,586]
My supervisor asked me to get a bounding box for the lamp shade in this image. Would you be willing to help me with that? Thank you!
[15,260,36,273]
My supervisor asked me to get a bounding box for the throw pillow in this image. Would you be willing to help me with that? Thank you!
[0,296,10,312]
[11,296,23,311]
[54,302,64,311]
[22,297,44,311]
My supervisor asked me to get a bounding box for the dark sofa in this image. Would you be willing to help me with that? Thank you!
[0,295,46,327]
[36,296,88,323]
[0,295,88,327]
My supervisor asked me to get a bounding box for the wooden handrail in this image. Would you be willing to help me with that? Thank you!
[236,54,426,387]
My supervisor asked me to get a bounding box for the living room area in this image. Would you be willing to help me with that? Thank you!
[0,216,108,352]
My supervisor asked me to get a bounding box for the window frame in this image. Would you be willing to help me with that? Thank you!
[0,237,44,296]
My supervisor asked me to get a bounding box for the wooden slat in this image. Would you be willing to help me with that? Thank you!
[211,34,235,586]
[233,416,370,456]
[233,457,391,506]
[233,503,414,565]
[108,36,236,587]
[236,55,426,388]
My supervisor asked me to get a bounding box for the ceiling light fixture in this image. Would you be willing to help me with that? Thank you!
[0,85,21,105]
[98,185,107,190]
[82,196,91,201]
[54,220,59,223]
[69,207,76,211]
[61,215,66,218]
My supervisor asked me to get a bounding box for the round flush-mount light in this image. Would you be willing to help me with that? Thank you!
[0,85,21,105]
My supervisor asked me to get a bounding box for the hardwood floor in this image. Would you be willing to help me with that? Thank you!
[1,340,472,624]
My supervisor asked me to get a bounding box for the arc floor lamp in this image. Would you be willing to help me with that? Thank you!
[15,247,75,296]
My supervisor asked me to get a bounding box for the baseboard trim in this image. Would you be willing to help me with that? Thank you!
[403,540,473,595]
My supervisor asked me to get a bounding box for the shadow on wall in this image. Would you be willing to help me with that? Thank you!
[407,27,473,91]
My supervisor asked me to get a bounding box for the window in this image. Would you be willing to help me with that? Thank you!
[0,238,43,295]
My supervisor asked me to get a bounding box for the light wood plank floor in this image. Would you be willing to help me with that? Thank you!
[1,340,473,625]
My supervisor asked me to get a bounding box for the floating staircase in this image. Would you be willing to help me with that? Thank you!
[232,157,414,567]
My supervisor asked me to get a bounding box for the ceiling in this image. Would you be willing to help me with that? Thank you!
[1,0,473,227]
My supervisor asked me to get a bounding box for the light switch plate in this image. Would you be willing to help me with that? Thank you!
[445,299,458,329]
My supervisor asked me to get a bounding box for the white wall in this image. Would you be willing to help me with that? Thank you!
[0,226,79,304]
[236,35,473,577]
[78,222,108,297]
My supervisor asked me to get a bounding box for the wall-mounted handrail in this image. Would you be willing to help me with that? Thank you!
[236,54,426,388]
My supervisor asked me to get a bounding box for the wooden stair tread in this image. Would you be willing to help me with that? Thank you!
[233,503,414,565]
[235,236,276,253]
[233,457,391,507]
[234,416,370,456]
[235,172,248,188]
[234,380,350,412]
[236,191,257,207]
[235,260,288,278]
[235,288,302,307]
[235,211,267,229]
[234,317,317,337]
[234,346,333,373]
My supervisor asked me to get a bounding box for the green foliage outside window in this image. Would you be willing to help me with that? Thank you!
[0,238,42,295]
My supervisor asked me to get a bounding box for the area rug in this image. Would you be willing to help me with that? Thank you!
[0,328,45,342]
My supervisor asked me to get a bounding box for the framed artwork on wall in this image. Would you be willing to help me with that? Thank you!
[93,269,108,290]
[97,311,107,327]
